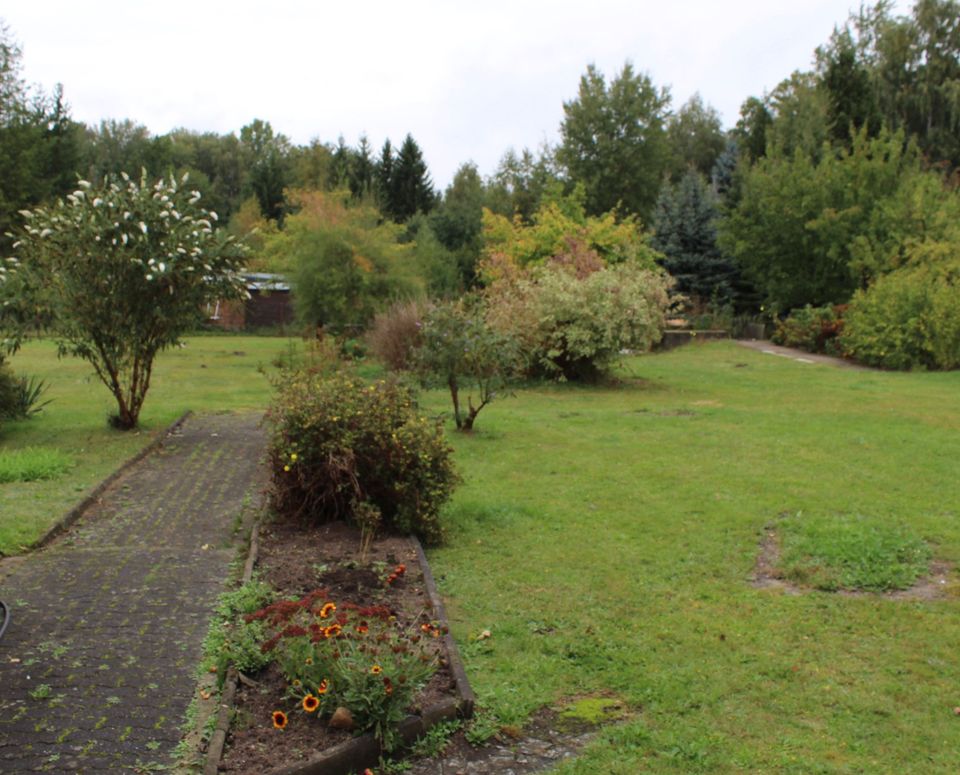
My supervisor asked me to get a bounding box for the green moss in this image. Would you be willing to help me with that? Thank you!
[559,696,629,725]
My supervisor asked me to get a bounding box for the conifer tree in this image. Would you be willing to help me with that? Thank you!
[375,139,395,216]
[348,134,375,200]
[388,134,435,222]
[652,169,738,304]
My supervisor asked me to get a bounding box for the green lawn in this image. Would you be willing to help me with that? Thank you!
[3,337,959,771]
[0,336,301,554]
[424,342,960,772]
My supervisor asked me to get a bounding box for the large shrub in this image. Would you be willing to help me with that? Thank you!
[486,260,671,381]
[267,371,459,543]
[10,173,247,428]
[840,263,960,370]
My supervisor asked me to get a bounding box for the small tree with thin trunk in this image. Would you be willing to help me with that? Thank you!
[415,297,520,432]
[9,172,247,429]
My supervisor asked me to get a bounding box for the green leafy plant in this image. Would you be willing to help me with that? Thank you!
[250,592,442,750]
[202,576,276,685]
[0,447,72,483]
[772,304,845,354]
[29,684,52,700]
[415,296,521,432]
[267,371,459,543]
[409,718,461,757]
[778,513,931,592]
[841,261,960,370]
[464,706,501,746]
[9,173,248,429]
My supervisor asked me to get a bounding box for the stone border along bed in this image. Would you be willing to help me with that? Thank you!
[204,532,476,775]
[27,410,194,553]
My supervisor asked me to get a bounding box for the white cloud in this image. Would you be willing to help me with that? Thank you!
[4,0,912,187]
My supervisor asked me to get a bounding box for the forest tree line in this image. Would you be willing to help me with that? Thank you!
[2,0,960,369]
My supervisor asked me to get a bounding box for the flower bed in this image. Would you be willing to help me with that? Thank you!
[217,521,472,774]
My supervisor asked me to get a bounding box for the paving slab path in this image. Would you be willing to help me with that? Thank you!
[0,413,267,774]
[736,339,868,370]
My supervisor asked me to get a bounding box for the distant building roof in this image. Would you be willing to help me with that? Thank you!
[243,272,290,292]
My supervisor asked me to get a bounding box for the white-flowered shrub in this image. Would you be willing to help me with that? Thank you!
[8,172,248,428]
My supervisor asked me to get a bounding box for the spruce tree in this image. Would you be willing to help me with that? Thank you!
[375,139,395,217]
[652,169,738,305]
[348,134,375,200]
[710,138,739,198]
[389,133,435,222]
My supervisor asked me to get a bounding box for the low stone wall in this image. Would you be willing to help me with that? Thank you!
[657,329,730,351]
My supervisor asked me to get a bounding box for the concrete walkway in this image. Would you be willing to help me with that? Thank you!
[0,414,267,773]
[736,339,868,370]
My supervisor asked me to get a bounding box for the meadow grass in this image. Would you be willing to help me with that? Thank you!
[0,335,302,554]
[0,447,73,484]
[422,341,960,772]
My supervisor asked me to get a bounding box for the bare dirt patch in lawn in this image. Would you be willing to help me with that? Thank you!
[752,524,952,600]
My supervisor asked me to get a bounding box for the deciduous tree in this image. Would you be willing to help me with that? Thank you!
[558,63,670,220]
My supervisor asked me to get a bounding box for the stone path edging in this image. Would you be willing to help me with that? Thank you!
[203,524,260,775]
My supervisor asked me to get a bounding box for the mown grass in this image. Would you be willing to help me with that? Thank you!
[4,336,959,771]
[422,341,960,772]
[0,336,303,554]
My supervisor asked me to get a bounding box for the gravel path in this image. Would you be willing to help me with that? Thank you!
[0,413,267,773]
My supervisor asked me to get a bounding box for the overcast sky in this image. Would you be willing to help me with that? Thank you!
[4,0,911,188]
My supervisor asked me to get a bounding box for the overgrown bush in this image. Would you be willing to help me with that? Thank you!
[772,305,845,354]
[416,297,521,431]
[840,264,960,370]
[367,300,427,371]
[485,261,671,381]
[267,371,459,543]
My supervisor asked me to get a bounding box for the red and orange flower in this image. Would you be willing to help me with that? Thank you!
[272,710,288,729]
[302,694,319,713]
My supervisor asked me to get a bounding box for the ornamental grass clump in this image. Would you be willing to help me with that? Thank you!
[267,371,459,544]
[249,591,442,750]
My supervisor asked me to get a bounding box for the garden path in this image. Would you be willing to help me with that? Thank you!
[736,339,868,370]
[0,413,267,773]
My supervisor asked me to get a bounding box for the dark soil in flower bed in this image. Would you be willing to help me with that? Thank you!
[220,521,458,774]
